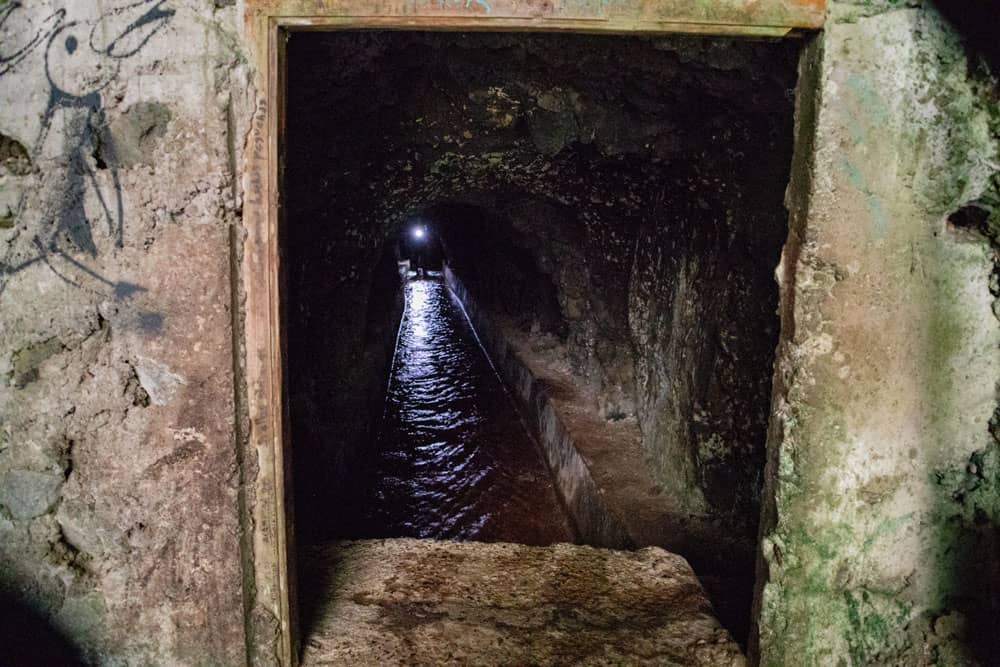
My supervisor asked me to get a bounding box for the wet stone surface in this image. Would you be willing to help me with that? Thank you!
[341,274,575,546]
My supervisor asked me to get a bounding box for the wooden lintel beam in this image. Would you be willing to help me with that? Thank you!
[248,0,825,37]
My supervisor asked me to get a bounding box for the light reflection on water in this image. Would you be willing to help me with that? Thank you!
[357,274,574,546]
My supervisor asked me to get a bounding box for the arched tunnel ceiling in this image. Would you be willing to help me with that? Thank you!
[286,31,800,247]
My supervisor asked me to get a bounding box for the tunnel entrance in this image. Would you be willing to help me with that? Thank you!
[282,29,799,658]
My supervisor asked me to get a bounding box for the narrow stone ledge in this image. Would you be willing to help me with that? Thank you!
[445,267,752,572]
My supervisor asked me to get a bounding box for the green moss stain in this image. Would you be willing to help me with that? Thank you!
[841,159,864,189]
[761,3,1000,664]
[867,193,889,237]
[9,337,65,388]
[930,444,1000,601]
[912,13,998,216]
[860,513,913,552]
[843,590,912,666]
[761,509,919,663]
[844,73,890,126]
[838,158,890,238]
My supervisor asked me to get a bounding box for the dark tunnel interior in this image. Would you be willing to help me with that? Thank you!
[283,30,800,644]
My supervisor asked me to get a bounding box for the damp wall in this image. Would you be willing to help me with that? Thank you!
[754,2,1000,664]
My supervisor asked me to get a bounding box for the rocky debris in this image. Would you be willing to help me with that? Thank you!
[132,355,186,406]
[299,538,746,666]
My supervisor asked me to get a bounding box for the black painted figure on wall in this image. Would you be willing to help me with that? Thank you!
[0,1,174,299]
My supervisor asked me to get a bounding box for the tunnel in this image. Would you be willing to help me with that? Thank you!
[283,30,799,651]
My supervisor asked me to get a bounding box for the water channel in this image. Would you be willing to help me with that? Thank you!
[353,273,575,546]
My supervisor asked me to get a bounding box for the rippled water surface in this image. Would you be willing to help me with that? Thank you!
[355,274,574,546]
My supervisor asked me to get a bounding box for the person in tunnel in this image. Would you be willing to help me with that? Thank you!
[407,223,442,278]
[413,226,426,277]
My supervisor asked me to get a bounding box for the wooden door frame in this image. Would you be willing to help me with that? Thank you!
[239,1,824,664]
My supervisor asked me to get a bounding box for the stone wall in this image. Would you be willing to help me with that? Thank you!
[285,225,404,543]
[0,1,257,663]
[627,142,790,518]
[754,2,1000,664]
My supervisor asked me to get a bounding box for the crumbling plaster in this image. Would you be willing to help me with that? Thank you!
[755,3,1000,665]
[0,0,259,663]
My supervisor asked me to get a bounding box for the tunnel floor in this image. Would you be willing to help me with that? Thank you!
[342,272,575,546]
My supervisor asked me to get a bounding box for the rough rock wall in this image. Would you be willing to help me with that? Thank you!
[628,134,790,518]
[286,224,404,542]
[754,2,1000,664]
[0,1,254,663]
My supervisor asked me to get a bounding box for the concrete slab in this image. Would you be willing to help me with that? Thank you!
[298,539,745,666]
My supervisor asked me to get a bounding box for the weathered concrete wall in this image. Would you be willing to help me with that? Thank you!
[0,1,257,663]
[754,2,1000,664]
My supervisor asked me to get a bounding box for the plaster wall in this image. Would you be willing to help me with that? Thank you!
[0,1,258,663]
[755,2,1000,664]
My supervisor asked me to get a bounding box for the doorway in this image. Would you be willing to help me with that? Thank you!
[240,3,823,664]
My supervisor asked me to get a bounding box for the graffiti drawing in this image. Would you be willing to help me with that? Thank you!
[0,3,65,76]
[0,1,175,300]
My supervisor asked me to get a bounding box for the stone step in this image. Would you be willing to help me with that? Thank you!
[298,539,746,666]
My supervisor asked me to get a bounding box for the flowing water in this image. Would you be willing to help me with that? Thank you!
[354,273,575,546]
